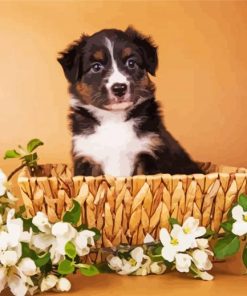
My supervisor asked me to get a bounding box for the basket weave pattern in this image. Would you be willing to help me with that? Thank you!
[18,163,247,249]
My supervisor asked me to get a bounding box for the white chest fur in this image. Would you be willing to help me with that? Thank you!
[72,106,155,177]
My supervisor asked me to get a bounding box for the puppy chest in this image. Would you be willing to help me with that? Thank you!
[73,120,154,176]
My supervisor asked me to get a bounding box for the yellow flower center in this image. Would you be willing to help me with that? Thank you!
[243,215,247,222]
[129,258,137,266]
[171,238,179,245]
[183,227,191,234]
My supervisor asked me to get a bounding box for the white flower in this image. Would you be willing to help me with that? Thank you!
[108,247,145,275]
[6,209,23,248]
[40,275,58,292]
[51,222,77,256]
[196,238,209,249]
[8,271,28,296]
[5,209,31,248]
[56,277,71,292]
[0,231,9,251]
[160,226,189,262]
[18,258,37,276]
[150,262,166,274]
[143,233,154,244]
[181,217,206,248]
[231,205,247,236]
[134,256,152,276]
[197,271,214,281]
[0,267,7,293]
[32,221,78,264]
[32,212,51,233]
[175,253,192,273]
[0,170,7,196]
[192,249,212,271]
[74,230,95,256]
[0,250,19,266]
[31,233,55,251]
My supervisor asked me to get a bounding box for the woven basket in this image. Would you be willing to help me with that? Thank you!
[18,162,247,250]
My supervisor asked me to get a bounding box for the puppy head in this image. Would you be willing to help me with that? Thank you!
[58,27,158,111]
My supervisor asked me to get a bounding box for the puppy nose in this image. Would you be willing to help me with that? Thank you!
[111,83,127,97]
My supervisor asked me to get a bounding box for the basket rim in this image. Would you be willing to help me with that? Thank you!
[17,161,247,183]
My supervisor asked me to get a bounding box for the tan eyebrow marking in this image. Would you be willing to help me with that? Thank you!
[122,47,132,58]
[93,50,104,60]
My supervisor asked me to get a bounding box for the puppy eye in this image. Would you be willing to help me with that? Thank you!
[91,62,103,73]
[126,58,137,69]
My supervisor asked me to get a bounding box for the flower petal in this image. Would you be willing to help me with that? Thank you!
[0,267,7,293]
[143,233,154,244]
[130,247,144,263]
[232,205,244,221]
[161,245,176,262]
[160,228,171,246]
[232,221,247,236]
[175,253,192,273]
[8,273,28,296]
[198,271,214,281]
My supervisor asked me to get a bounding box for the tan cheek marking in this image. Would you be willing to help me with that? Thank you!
[93,50,104,60]
[122,47,132,58]
[76,82,93,104]
[139,74,156,92]
[139,74,151,87]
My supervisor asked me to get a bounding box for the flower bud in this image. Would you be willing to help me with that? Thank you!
[41,275,58,292]
[150,262,166,274]
[32,212,51,233]
[56,277,71,292]
[18,258,37,276]
[0,250,18,266]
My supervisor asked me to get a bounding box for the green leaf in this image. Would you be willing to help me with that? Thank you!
[4,150,21,159]
[95,263,113,273]
[65,241,77,260]
[21,153,38,165]
[63,200,81,225]
[168,218,180,227]
[58,259,75,275]
[202,228,215,238]
[90,227,101,241]
[238,194,247,211]
[79,265,99,276]
[214,234,240,259]
[22,218,39,233]
[76,224,87,232]
[35,253,50,268]
[221,220,234,233]
[16,205,26,217]
[21,242,38,261]
[27,139,44,153]
[153,245,162,255]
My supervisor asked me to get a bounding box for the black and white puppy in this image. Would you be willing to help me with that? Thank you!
[58,27,203,177]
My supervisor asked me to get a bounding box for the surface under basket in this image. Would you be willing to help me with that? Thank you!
[18,162,247,249]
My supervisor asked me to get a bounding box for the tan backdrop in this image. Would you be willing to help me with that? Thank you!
[1,0,247,176]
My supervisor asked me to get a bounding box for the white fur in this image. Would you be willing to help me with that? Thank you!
[72,103,156,177]
[105,38,129,99]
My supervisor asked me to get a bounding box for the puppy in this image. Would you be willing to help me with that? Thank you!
[58,27,203,177]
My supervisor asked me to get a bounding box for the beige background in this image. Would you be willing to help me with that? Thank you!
[0,0,247,176]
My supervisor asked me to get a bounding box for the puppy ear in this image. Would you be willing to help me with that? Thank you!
[125,26,158,76]
[57,34,88,83]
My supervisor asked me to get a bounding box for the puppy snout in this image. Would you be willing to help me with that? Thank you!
[111,83,127,97]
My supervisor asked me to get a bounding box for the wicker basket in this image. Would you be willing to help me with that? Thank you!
[18,162,247,250]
